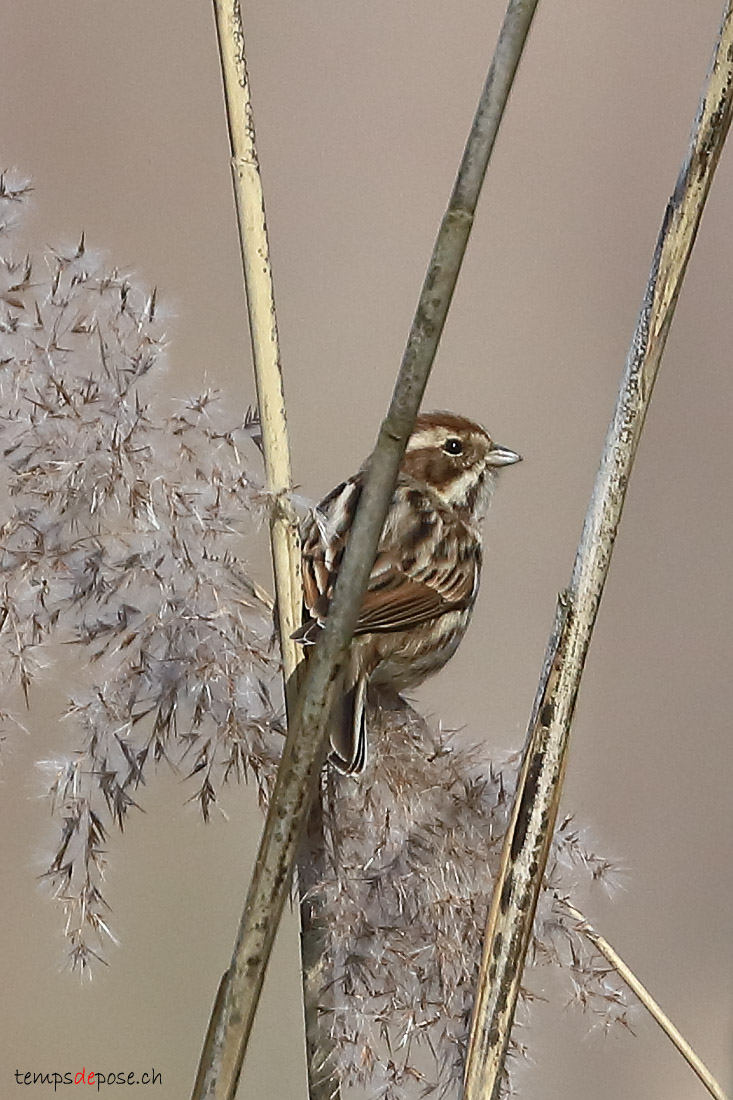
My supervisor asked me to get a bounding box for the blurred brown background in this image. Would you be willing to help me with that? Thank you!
[1,2,731,1098]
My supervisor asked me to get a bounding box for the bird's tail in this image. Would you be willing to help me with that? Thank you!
[328,672,368,775]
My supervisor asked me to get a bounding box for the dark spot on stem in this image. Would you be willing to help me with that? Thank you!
[499,872,514,913]
[510,750,544,860]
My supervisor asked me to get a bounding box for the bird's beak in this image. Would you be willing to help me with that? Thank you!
[485,444,522,468]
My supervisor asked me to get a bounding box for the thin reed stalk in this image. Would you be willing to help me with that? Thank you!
[195,2,541,1097]
[194,0,322,1096]
[564,903,729,1100]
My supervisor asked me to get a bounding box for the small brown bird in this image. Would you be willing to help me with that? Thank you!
[293,411,521,773]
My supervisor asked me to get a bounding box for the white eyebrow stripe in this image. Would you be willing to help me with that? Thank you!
[406,427,488,452]
[406,429,438,450]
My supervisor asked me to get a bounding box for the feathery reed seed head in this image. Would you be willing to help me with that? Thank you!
[1,177,631,1092]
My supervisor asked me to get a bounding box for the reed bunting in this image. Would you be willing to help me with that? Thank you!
[293,411,521,773]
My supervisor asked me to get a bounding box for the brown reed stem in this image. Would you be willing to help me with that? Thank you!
[463,5,733,1096]
[196,1,541,1096]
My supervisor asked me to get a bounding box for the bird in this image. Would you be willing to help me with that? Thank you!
[292,410,521,774]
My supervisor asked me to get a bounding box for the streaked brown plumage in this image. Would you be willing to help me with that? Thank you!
[293,411,521,773]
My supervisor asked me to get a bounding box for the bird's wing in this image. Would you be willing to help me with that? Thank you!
[294,476,480,639]
[354,557,476,633]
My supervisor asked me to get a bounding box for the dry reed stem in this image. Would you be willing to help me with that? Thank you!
[209,0,302,684]
[194,1,310,1097]
[204,5,336,1097]
[197,1,541,1097]
[463,5,733,1097]
[565,903,729,1100]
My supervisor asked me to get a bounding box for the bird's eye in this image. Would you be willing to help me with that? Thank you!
[443,438,463,455]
